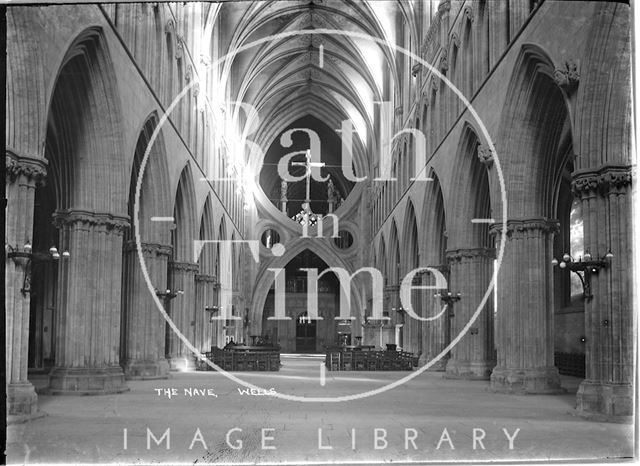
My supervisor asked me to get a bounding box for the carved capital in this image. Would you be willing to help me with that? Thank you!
[431,76,439,92]
[477,145,494,167]
[463,6,474,22]
[411,63,422,77]
[52,210,130,234]
[572,165,632,198]
[450,33,460,50]
[446,247,495,263]
[169,261,199,273]
[438,0,451,14]
[394,105,404,118]
[195,273,218,285]
[165,19,175,34]
[439,50,449,72]
[420,264,450,275]
[124,241,172,257]
[490,218,559,239]
[175,36,184,59]
[6,150,47,186]
[554,59,580,93]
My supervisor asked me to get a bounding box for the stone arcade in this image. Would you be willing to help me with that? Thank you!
[5,0,634,455]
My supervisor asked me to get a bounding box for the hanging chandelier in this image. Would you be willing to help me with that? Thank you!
[293,201,318,226]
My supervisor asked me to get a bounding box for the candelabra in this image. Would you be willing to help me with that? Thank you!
[391,306,405,324]
[205,305,220,322]
[6,241,70,295]
[551,251,613,300]
[434,291,461,304]
[155,288,184,301]
[434,291,461,317]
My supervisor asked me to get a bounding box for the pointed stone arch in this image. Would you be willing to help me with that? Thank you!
[447,122,492,249]
[489,43,576,393]
[376,234,387,287]
[444,123,495,379]
[387,220,401,286]
[400,200,420,271]
[250,237,363,332]
[400,200,421,354]
[128,112,172,243]
[166,162,199,369]
[42,26,129,394]
[419,170,450,369]
[497,44,572,218]
[46,26,127,214]
[420,169,448,266]
[194,195,221,353]
[121,112,172,379]
[172,162,198,262]
[570,3,633,416]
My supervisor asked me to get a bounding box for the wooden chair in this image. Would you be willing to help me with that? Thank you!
[269,352,280,371]
[327,351,341,371]
[222,352,234,371]
[379,352,393,370]
[256,353,268,371]
[342,351,354,371]
[365,352,378,371]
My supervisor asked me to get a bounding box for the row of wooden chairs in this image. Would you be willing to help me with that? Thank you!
[197,349,281,371]
[554,352,585,378]
[325,350,416,371]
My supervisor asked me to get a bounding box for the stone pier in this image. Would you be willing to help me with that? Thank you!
[49,210,130,394]
[194,273,219,353]
[419,266,449,371]
[5,151,47,420]
[122,242,172,379]
[167,261,198,370]
[573,165,633,417]
[445,248,495,379]
[490,218,562,393]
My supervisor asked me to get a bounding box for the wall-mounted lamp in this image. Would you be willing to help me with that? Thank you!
[434,291,460,318]
[552,251,613,300]
[363,315,388,326]
[434,291,461,304]
[391,306,406,324]
[205,305,220,322]
[155,288,184,301]
[6,241,70,295]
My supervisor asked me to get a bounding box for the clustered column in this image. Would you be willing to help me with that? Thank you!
[49,210,130,394]
[195,273,219,353]
[490,218,562,393]
[445,248,495,379]
[384,284,399,347]
[5,151,47,418]
[402,272,423,356]
[573,165,633,416]
[167,260,198,370]
[122,241,172,379]
[419,266,449,370]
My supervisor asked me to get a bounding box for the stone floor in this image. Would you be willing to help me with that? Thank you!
[6,355,635,465]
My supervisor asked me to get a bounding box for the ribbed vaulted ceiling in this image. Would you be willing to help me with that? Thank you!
[215,0,405,216]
